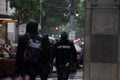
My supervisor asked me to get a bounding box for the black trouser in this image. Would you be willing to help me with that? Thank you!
[38,61,51,80]
[22,63,38,80]
[56,64,70,80]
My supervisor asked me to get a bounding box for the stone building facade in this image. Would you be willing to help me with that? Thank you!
[0,0,7,44]
[84,0,120,80]
[0,0,6,15]
[0,0,16,44]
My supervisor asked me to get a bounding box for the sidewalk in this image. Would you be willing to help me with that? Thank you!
[1,69,83,80]
[37,68,83,80]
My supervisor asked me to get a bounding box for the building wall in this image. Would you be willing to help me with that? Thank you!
[7,1,15,15]
[84,0,120,80]
[0,0,6,14]
[0,0,16,44]
[0,0,15,15]
[7,1,16,42]
[0,0,6,44]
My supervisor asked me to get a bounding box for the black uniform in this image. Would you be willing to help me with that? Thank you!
[52,31,77,80]
[37,34,53,80]
[15,21,41,80]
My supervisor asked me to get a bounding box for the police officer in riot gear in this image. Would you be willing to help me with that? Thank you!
[51,31,77,80]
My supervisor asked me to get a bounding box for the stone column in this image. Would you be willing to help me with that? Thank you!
[84,0,120,80]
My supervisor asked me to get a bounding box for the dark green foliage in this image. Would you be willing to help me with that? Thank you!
[9,0,40,23]
[42,0,70,27]
[42,0,85,37]
[8,0,85,38]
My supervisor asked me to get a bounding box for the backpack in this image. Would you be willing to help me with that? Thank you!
[23,34,41,64]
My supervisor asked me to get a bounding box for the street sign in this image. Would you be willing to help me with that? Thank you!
[69,31,75,40]
[19,23,26,35]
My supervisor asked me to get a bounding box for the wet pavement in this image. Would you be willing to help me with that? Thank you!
[1,68,83,80]
[36,69,83,80]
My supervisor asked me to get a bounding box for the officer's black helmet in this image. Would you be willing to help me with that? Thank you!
[61,31,68,40]
[26,21,38,35]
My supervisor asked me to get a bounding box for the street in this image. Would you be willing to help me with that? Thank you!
[36,69,83,80]
[1,69,83,80]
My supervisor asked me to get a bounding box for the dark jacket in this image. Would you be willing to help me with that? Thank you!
[52,39,77,65]
[40,34,53,63]
[15,22,41,75]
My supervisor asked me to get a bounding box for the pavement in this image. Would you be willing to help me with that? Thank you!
[1,69,83,80]
[36,69,83,80]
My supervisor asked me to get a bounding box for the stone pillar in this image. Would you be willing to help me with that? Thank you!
[84,0,120,80]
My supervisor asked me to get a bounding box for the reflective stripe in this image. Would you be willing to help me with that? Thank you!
[29,41,40,48]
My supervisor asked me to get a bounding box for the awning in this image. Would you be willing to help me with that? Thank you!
[0,14,18,22]
[0,14,12,18]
